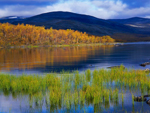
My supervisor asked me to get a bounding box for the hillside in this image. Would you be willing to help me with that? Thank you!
[109,17,150,32]
[1,12,150,41]
[0,16,25,23]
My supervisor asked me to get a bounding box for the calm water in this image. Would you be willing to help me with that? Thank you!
[0,42,150,74]
[0,42,150,113]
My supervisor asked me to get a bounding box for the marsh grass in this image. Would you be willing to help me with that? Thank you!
[0,65,149,111]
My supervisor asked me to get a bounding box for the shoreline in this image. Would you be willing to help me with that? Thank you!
[0,42,122,49]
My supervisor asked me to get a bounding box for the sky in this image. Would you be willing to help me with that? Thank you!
[0,0,150,19]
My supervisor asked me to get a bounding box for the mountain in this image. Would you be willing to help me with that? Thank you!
[0,12,150,41]
[0,16,25,23]
[12,11,136,35]
[0,16,24,20]
[109,17,150,29]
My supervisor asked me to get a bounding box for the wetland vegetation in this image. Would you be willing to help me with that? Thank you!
[0,65,150,112]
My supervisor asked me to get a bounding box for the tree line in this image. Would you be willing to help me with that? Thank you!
[0,23,115,47]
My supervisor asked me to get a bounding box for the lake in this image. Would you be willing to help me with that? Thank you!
[0,42,150,75]
[0,42,150,113]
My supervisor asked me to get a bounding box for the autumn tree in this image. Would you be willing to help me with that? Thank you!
[0,23,115,47]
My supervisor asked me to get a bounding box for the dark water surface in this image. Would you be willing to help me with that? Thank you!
[0,42,150,113]
[0,42,150,75]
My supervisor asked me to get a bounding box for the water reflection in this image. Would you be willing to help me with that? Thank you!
[1,43,150,113]
[0,45,114,73]
[0,65,150,112]
[1,90,150,113]
[1,43,150,74]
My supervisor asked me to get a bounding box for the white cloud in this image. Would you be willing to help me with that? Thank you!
[117,7,150,18]
[145,16,150,18]
[39,0,128,19]
[0,0,56,1]
[92,0,127,11]
[1,0,150,19]
[0,5,40,17]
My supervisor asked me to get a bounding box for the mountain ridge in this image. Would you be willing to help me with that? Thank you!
[0,11,150,41]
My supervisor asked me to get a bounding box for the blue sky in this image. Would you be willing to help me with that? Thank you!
[0,0,150,19]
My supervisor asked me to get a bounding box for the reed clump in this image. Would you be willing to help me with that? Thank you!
[0,66,149,111]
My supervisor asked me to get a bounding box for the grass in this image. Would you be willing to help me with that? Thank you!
[0,65,149,112]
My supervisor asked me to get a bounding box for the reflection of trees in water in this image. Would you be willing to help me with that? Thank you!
[0,45,114,71]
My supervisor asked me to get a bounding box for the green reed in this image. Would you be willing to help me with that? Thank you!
[0,65,149,111]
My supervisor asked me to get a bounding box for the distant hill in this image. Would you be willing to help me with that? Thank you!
[0,16,24,20]
[0,16,25,23]
[0,12,150,41]
[109,17,150,29]
[12,11,136,35]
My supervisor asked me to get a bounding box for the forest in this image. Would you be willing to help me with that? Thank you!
[0,23,115,47]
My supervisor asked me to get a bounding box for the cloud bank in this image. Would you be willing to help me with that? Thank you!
[0,0,150,19]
